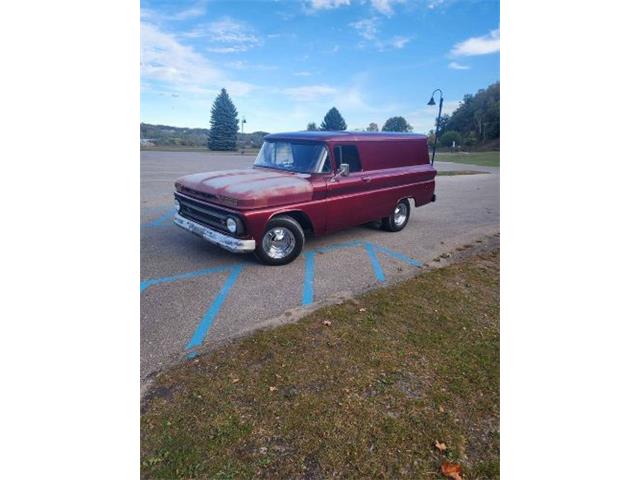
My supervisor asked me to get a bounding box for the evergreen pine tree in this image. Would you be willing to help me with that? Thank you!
[320,107,347,131]
[208,88,239,151]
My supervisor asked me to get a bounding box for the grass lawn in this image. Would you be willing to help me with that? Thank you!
[437,151,500,168]
[141,249,500,479]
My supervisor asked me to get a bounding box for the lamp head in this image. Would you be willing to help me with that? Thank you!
[427,96,436,106]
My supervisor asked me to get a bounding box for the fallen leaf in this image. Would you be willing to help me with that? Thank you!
[438,405,445,413]
[322,320,332,326]
[441,461,462,480]
[269,386,277,392]
[359,308,367,312]
[231,378,239,384]
[435,440,447,452]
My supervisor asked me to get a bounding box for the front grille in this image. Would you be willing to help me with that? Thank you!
[175,193,242,235]
[179,186,218,203]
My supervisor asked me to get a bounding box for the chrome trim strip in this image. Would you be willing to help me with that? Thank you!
[174,213,255,253]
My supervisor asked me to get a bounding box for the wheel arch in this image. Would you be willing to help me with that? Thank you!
[391,196,413,214]
[269,209,315,234]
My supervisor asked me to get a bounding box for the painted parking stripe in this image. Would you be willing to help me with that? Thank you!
[315,240,363,254]
[364,242,385,282]
[302,251,316,306]
[184,264,243,352]
[300,241,422,305]
[373,244,423,267]
[141,208,174,228]
[140,264,232,293]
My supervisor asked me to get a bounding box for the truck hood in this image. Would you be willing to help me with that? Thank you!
[175,167,313,209]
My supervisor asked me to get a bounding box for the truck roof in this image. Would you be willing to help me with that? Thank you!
[264,131,427,142]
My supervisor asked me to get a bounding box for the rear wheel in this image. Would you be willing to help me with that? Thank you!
[382,199,411,232]
[255,216,305,265]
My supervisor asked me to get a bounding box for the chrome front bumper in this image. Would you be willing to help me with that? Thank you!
[174,213,256,253]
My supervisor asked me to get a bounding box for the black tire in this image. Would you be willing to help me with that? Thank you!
[382,199,411,232]
[255,215,305,265]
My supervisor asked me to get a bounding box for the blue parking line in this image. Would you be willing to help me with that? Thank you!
[315,240,363,254]
[302,251,316,306]
[141,208,174,228]
[373,244,423,267]
[364,242,386,282]
[184,264,243,351]
[140,265,232,293]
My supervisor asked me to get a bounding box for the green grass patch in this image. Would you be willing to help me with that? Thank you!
[437,151,500,167]
[141,250,500,479]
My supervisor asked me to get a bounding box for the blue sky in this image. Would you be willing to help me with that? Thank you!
[141,0,499,133]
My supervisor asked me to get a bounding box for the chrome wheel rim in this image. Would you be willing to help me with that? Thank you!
[393,203,408,226]
[262,227,296,259]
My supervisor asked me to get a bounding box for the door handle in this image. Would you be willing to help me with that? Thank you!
[361,177,372,183]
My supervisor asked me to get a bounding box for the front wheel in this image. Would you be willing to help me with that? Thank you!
[382,199,411,232]
[255,216,305,265]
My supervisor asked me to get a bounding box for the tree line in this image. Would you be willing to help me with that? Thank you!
[433,81,500,149]
[139,123,267,149]
[306,107,413,133]
[141,82,499,150]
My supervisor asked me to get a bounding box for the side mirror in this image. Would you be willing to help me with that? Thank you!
[339,163,350,176]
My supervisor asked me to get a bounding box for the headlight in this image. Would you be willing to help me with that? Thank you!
[174,200,180,212]
[226,217,237,233]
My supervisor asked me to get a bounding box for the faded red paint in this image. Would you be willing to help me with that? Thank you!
[175,131,436,241]
[176,168,313,209]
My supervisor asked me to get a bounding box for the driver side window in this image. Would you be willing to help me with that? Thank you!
[334,145,362,173]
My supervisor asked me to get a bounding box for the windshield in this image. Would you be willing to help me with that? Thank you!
[254,141,327,173]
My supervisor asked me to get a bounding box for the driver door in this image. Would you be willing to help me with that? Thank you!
[325,144,373,232]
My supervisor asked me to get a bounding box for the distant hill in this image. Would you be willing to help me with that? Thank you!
[140,123,269,149]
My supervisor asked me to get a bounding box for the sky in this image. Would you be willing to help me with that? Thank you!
[141,0,499,133]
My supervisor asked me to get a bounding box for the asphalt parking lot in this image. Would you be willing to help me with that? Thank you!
[140,151,500,385]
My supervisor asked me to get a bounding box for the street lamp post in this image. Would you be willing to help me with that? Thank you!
[240,116,246,155]
[427,89,444,165]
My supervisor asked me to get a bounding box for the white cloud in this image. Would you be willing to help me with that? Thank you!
[282,85,338,101]
[351,18,379,40]
[351,19,410,50]
[390,36,410,49]
[308,0,350,10]
[448,61,470,70]
[308,0,404,15]
[171,2,207,21]
[294,71,313,76]
[370,0,404,16]
[427,0,446,9]
[140,21,255,97]
[141,22,220,86]
[208,46,247,54]
[187,17,262,54]
[141,3,207,22]
[225,60,277,71]
[450,29,500,56]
